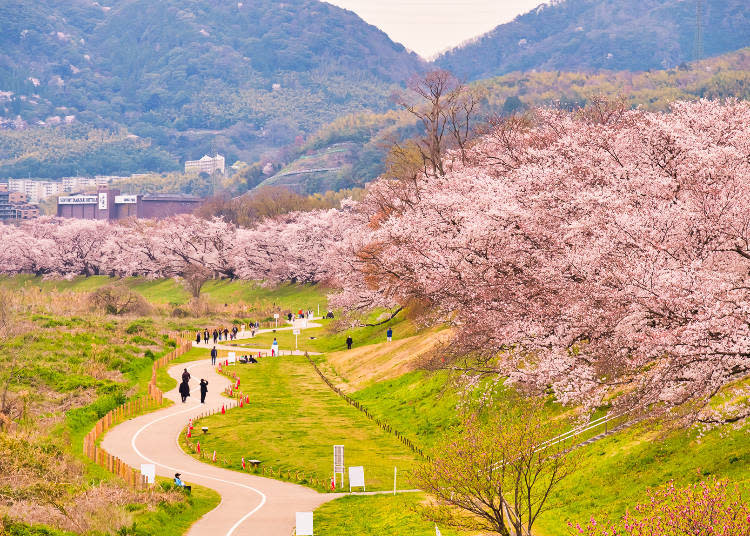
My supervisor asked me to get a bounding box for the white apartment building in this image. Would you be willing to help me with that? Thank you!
[61,175,120,192]
[185,154,225,175]
[8,179,62,204]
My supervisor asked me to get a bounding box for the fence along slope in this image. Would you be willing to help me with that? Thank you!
[82,331,193,489]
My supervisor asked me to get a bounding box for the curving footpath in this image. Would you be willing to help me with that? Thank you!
[102,326,344,535]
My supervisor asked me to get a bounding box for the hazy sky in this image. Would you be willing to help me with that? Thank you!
[325,0,545,58]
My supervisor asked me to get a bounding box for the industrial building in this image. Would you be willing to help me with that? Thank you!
[56,188,202,220]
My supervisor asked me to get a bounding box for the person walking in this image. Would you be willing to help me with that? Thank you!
[210,346,218,365]
[179,379,190,403]
[196,332,201,344]
[223,327,229,340]
[346,335,353,350]
[182,368,191,383]
[271,337,279,357]
[213,329,218,344]
[288,312,293,322]
[386,327,393,342]
[199,379,208,404]
[203,329,209,344]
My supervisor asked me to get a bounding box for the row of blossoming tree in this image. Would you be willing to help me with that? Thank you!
[2,97,749,534]
[1,98,748,419]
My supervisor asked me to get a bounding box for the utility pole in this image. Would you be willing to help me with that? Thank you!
[693,0,704,63]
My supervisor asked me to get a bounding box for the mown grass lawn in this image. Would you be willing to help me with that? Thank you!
[315,494,467,536]
[185,355,420,491]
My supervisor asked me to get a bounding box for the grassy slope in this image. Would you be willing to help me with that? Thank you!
[321,340,750,535]
[535,419,750,535]
[1,275,328,309]
[0,279,224,535]
[126,483,221,536]
[182,355,420,491]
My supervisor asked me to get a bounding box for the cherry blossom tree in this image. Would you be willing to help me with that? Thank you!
[334,99,750,417]
[571,477,750,536]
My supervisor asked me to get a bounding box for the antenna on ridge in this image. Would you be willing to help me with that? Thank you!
[693,0,704,63]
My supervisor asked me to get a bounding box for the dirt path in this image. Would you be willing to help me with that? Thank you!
[101,357,344,535]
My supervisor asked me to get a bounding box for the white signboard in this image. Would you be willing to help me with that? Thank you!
[349,466,365,491]
[98,192,108,210]
[273,313,279,319]
[293,329,301,335]
[58,195,97,205]
[333,444,344,488]
[333,445,344,470]
[115,194,138,204]
[140,463,155,484]
[227,352,236,363]
[295,512,313,536]
[241,324,246,331]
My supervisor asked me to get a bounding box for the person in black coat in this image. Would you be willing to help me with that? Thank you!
[203,329,209,343]
[199,379,208,404]
[179,380,190,403]
[196,332,201,344]
[346,335,353,350]
[213,329,218,343]
[210,346,218,365]
[181,368,191,383]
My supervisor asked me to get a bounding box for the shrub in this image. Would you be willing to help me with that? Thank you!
[90,285,151,316]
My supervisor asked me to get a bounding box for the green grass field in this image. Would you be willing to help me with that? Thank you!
[315,494,466,536]
[184,355,420,491]
[4,275,749,536]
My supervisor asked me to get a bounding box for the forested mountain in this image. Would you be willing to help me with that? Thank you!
[436,0,750,80]
[0,0,424,165]
[263,48,750,195]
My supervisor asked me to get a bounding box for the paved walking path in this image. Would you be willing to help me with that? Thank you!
[101,316,421,535]
[102,359,345,535]
[194,318,323,356]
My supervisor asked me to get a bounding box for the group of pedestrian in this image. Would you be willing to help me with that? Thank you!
[177,368,209,404]
[197,326,241,345]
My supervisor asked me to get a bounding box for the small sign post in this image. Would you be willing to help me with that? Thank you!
[227,351,236,364]
[295,512,313,536]
[293,329,300,350]
[273,313,279,328]
[393,466,397,495]
[140,464,155,484]
[333,445,344,489]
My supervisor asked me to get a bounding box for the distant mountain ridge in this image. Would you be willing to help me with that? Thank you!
[0,0,424,164]
[436,0,750,80]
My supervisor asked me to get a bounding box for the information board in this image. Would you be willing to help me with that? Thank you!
[349,466,365,491]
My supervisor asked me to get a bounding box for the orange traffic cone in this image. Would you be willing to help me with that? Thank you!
[245,395,250,404]
[197,442,201,453]
[221,405,225,414]
[212,451,216,462]
[239,399,244,408]
[330,477,335,491]
[187,428,191,438]
[242,457,246,470]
